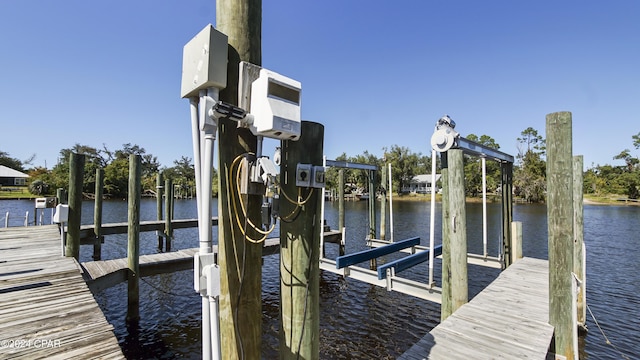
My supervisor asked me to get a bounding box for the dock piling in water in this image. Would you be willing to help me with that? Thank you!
[66,152,84,260]
[546,111,577,359]
[127,154,141,323]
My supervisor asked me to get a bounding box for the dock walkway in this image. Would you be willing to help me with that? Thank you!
[0,225,124,359]
[399,257,554,360]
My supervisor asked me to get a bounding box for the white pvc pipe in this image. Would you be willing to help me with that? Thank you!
[428,150,436,286]
[190,98,203,227]
[209,296,221,360]
[388,163,394,242]
[5,212,9,228]
[24,211,28,227]
[482,157,487,258]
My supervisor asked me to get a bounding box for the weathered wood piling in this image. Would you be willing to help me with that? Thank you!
[546,111,576,359]
[279,121,323,360]
[216,0,263,357]
[127,154,141,323]
[66,152,84,260]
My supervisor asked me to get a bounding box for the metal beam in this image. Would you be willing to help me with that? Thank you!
[457,137,514,163]
[325,160,377,171]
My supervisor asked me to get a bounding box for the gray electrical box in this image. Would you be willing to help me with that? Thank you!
[296,164,311,187]
[181,24,228,98]
[311,166,325,188]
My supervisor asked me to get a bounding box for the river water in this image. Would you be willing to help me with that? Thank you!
[1,198,637,359]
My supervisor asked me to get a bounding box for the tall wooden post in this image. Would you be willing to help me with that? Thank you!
[66,153,84,260]
[279,121,323,360]
[93,168,104,260]
[501,162,514,268]
[380,164,387,240]
[56,188,68,205]
[127,154,141,323]
[511,221,523,264]
[165,179,173,252]
[368,169,376,240]
[447,149,468,312]
[546,111,575,359]
[338,169,345,230]
[156,172,164,251]
[573,155,586,330]
[216,1,262,358]
[338,169,346,256]
[440,153,452,321]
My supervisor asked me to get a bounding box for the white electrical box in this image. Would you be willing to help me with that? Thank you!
[35,198,47,209]
[181,24,228,98]
[250,69,301,140]
[53,204,69,223]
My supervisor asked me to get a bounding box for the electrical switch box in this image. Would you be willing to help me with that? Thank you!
[53,204,69,223]
[181,24,228,98]
[311,166,325,188]
[35,198,47,209]
[296,164,311,187]
[250,68,301,140]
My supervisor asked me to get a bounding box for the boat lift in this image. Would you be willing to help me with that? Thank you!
[319,116,515,304]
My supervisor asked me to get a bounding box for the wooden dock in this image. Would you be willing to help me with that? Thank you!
[79,229,343,293]
[399,257,554,360]
[0,225,124,359]
[80,238,281,293]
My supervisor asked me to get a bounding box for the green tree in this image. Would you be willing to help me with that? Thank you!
[514,128,546,202]
[383,145,421,193]
[29,179,49,195]
[0,150,26,172]
[464,134,501,196]
[516,127,545,159]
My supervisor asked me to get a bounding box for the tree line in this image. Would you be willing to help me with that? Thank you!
[2,128,639,201]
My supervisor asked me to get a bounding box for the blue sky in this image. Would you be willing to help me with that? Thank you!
[1,1,638,170]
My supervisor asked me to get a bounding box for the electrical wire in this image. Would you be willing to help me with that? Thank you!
[226,153,275,243]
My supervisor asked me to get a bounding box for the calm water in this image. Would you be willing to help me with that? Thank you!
[1,198,637,359]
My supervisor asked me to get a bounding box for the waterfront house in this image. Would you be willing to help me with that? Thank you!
[401,174,441,194]
[0,165,29,187]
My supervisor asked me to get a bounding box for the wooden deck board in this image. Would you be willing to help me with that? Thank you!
[0,226,124,359]
[399,257,553,359]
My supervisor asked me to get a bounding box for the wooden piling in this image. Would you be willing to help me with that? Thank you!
[156,172,164,251]
[66,152,84,260]
[440,153,452,321]
[127,154,141,323]
[546,111,575,359]
[511,221,523,264]
[164,179,173,252]
[338,169,345,231]
[93,168,104,260]
[573,155,586,330]
[216,0,263,357]
[338,169,346,256]
[447,149,468,312]
[380,163,387,240]
[501,162,514,268]
[279,121,323,360]
[56,188,68,205]
[368,169,376,240]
